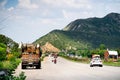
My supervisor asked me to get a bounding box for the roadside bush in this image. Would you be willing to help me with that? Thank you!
[0,43,6,48]
[13,52,21,58]
[2,61,13,70]
[13,72,26,80]
[0,72,26,80]
[7,54,16,61]
[0,62,3,69]
[0,47,6,61]
[2,59,21,71]
[59,52,66,56]
[77,57,90,63]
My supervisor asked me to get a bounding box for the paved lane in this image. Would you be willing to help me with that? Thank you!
[15,57,120,80]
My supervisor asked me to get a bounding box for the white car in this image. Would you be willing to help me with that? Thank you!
[90,58,103,67]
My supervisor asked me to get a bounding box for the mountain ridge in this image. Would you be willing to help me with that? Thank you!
[34,12,120,50]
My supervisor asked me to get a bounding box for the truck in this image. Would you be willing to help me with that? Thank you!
[21,43,42,69]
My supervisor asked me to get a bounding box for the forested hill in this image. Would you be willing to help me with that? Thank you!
[34,13,120,50]
[0,34,18,49]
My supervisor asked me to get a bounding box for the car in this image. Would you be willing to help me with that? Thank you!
[90,58,103,67]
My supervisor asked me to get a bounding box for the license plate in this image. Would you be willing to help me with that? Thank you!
[29,63,33,64]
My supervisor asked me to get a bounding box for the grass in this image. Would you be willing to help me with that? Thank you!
[61,55,90,64]
[103,59,120,67]
[1,58,21,70]
[103,62,120,67]
[60,55,120,67]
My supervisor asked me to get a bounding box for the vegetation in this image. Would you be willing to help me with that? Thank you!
[59,44,120,66]
[0,42,21,70]
[0,34,26,80]
[0,43,6,61]
[34,30,91,50]
[34,13,120,50]
[0,72,26,80]
[34,13,120,67]
[103,58,120,67]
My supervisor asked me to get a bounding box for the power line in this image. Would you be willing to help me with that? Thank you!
[0,14,14,31]
[0,14,13,24]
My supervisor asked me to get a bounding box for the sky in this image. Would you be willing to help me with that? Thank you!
[0,0,120,43]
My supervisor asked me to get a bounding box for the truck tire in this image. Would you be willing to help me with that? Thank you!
[36,61,41,69]
[99,65,103,67]
[90,65,93,67]
[21,63,26,69]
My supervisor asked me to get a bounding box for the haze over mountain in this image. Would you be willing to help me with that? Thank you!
[34,13,120,50]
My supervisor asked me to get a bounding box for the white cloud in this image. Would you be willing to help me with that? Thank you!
[8,7,14,11]
[1,0,120,43]
[42,0,92,9]
[62,10,94,20]
[18,0,39,9]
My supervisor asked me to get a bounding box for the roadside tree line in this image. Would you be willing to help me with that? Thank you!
[0,43,26,80]
[59,44,120,63]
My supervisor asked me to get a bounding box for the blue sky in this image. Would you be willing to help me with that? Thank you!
[0,0,120,43]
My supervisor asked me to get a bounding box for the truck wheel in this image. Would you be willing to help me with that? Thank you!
[90,65,93,67]
[36,65,40,69]
[22,64,26,69]
[36,61,41,69]
[99,65,103,67]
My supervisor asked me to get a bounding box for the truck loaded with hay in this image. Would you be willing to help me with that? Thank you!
[20,43,42,69]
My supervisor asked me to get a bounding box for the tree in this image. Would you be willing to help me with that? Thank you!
[99,44,106,50]
[0,43,6,61]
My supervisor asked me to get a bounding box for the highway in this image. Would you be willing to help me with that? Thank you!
[15,57,120,80]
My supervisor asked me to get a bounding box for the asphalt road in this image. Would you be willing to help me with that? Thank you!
[15,57,120,80]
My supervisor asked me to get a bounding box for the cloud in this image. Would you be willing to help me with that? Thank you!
[1,0,120,43]
[18,0,39,9]
[8,7,14,11]
[62,10,94,20]
[42,0,92,9]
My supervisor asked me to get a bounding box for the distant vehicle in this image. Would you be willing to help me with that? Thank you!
[90,58,103,67]
[92,54,100,58]
[21,44,42,69]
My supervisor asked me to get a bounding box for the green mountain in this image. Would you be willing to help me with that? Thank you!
[34,13,120,50]
[34,30,91,50]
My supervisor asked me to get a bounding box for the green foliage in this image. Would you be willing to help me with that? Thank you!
[104,59,120,67]
[34,30,90,50]
[0,46,6,61]
[116,48,120,56]
[0,34,9,45]
[68,49,75,55]
[12,51,21,58]
[0,72,26,80]
[0,34,22,79]
[59,52,66,56]
[0,62,3,69]
[0,34,18,52]
[11,43,19,52]
[99,44,106,50]
[60,53,90,63]
[2,59,21,71]
[0,43,6,48]
[90,49,105,58]
[13,72,26,80]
